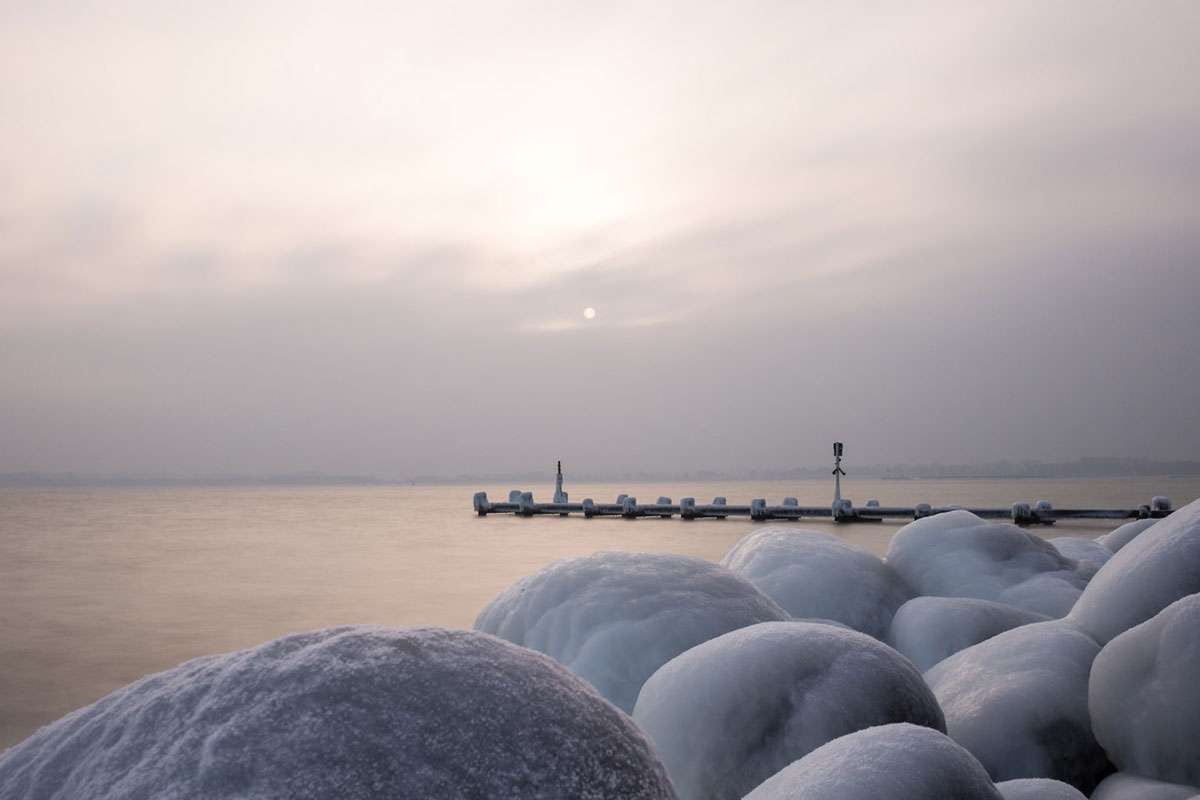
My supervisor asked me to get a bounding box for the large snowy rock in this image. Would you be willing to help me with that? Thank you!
[742,723,1001,800]
[994,778,1087,799]
[1070,498,1200,644]
[721,528,913,639]
[1047,536,1111,575]
[1089,593,1200,785]
[1091,773,1200,800]
[0,627,677,800]
[1096,518,1158,553]
[889,596,1050,671]
[632,621,944,800]
[886,510,1089,617]
[474,551,787,711]
[925,620,1111,792]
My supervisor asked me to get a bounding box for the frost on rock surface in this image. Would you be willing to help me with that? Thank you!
[889,596,1050,672]
[994,778,1087,800]
[1069,497,1200,645]
[741,723,1001,800]
[721,528,913,639]
[0,627,678,800]
[1088,593,1200,786]
[1091,773,1200,800]
[1047,537,1111,575]
[474,551,787,712]
[886,510,1089,617]
[632,621,944,800]
[1096,518,1158,554]
[924,620,1112,792]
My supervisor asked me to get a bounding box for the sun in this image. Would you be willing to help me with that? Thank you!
[582,307,597,320]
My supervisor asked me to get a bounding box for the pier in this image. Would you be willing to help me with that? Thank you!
[472,445,1175,526]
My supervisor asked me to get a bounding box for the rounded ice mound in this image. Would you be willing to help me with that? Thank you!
[1089,593,1200,786]
[721,528,913,639]
[1096,518,1158,553]
[742,723,1001,800]
[995,778,1087,799]
[887,510,1089,617]
[889,596,1050,671]
[474,551,787,712]
[1070,497,1200,644]
[925,620,1111,792]
[1091,773,1200,800]
[632,621,945,800]
[1048,536,1111,575]
[0,626,677,800]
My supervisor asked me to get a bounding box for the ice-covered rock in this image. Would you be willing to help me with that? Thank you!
[1096,518,1158,553]
[994,778,1087,799]
[741,723,1001,800]
[1047,536,1111,574]
[889,596,1050,671]
[1089,593,1200,785]
[886,510,1089,617]
[1091,773,1200,800]
[721,528,913,639]
[924,620,1111,792]
[632,621,944,800]
[0,627,677,800]
[474,551,788,712]
[1069,497,1200,644]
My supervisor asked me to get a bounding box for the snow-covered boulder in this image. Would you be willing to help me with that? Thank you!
[721,528,913,639]
[994,778,1087,799]
[632,621,944,800]
[886,510,1089,617]
[924,620,1111,792]
[889,596,1050,671]
[1089,593,1200,786]
[742,723,1001,800]
[1091,773,1200,800]
[1048,536,1111,574]
[1070,498,1200,644]
[474,551,788,711]
[0,627,677,800]
[1096,518,1158,553]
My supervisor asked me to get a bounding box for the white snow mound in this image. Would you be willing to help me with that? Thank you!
[1048,537,1111,575]
[1070,497,1200,644]
[886,510,1089,617]
[889,596,1050,671]
[925,620,1111,792]
[1091,773,1200,800]
[995,778,1087,799]
[721,528,913,639]
[474,551,787,711]
[632,621,944,800]
[1089,593,1200,786]
[741,723,1001,800]
[1096,518,1158,553]
[0,626,677,800]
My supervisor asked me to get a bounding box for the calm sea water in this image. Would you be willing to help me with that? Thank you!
[2,477,1197,749]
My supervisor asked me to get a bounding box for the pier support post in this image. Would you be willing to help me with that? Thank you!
[583,498,597,518]
[473,491,490,516]
[680,497,697,520]
[751,498,767,520]
[621,496,638,518]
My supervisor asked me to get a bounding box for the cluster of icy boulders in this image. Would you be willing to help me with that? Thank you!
[2,499,1197,799]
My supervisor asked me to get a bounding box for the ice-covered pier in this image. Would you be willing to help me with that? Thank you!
[471,449,1176,526]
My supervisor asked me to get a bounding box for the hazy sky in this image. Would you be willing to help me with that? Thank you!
[2,1,1198,477]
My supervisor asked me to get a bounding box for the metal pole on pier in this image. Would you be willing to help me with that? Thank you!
[832,441,845,504]
[553,460,567,503]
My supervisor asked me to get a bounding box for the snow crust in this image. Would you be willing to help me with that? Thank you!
[0,626,677,800]
[994,778,1087,799]
[1096,518,1158,553]
[1089,593,1200,786]
[886,510,1088,617]
[924,620,1111,792]
[889,596,1050,671]
[741,723,1001,800]
[721,528,913,639]
[1091,773,1200,800]
[1069,497,1200,644]
[632,621,943,800]
[1047,536,1111,574]
[474,551,788,711]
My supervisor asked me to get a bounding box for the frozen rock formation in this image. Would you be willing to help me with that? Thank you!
[1091,773,1200,800]
[632,621,944,800]
[721,528,913,639]
[1070,498,1200,644]
[889,596,1050,671]
[887,510,1089,617]
[994,778,1087,799]
[474,551,787,711]
[1089,593,1200,786]
[0,626,677,800]
[925,620,1111,792]
[742,723,1001,800]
